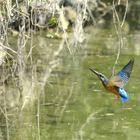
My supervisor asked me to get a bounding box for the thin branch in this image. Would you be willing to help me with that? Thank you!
[121,0,128,27]
[112,0,124,76]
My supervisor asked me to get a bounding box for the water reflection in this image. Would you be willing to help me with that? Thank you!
[1,27,140,139]
[41,28,140,140]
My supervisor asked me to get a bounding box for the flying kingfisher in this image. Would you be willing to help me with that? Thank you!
[90,59,134,102]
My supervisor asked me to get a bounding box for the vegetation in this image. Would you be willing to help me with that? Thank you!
[0,0,140,139]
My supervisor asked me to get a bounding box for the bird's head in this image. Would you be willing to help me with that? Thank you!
[89,68,108,86]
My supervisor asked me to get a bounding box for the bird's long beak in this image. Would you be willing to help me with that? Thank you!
[89,68,100,76]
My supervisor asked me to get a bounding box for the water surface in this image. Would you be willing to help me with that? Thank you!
[1,26,140,140]
[39,28,140,140]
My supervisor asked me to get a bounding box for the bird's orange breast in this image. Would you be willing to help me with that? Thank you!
[104,83,120,99]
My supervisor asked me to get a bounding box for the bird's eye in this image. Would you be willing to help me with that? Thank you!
[99,75,104,80]
[101,77,105,81]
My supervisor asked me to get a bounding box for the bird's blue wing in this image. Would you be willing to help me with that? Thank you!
[109,59,134,88]
[117,59,134,86]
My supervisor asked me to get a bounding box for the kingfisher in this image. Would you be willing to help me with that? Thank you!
[90,59,134,102]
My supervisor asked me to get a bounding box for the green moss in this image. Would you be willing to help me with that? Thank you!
[48,16,58,28]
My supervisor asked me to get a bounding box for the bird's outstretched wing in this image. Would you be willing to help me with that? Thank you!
[109,59,134,88]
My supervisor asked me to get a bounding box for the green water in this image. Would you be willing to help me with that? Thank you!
[39,29,140,140]
[1,27,140,140]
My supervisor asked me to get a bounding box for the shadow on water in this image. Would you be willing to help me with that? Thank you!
[1,26,140,140]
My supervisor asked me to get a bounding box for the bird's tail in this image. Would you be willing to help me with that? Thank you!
[119,88,129,103]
